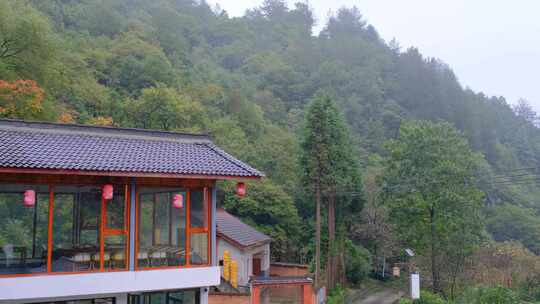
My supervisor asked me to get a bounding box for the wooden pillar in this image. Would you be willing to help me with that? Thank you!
[252,286,261,304]
[303,283,313,304]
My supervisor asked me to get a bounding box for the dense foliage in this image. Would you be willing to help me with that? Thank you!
[400,287,523,304]
[299,93,362,287]
[383,121,485,295]
[1,0,540,297]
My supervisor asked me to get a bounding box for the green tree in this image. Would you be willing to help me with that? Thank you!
[457,286,521,304]
[10,0,540,283]
[382,121,485,295]
[104,33,176,95]
[485,204,540,254]
[125,85,207,132]
[222,179,302,262]
[0,0,58,84]
[300,93,362,289]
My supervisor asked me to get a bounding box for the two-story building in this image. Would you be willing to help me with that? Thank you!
[0,119,263,304]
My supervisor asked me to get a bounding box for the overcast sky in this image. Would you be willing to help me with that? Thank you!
[207,0,540,111]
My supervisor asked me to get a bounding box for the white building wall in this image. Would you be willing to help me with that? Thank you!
[243,243,270,277]
[218,238,249,286]
[217,237,270,287]
[0,267,220,303]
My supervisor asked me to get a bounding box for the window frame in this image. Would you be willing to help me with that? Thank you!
[0,181,130,278]
[189,187,211,266]
[0,177,213,278]
[134,186,212,270]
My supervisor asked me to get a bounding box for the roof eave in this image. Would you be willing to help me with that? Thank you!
[0,167,263,181]
[217,231,271,250]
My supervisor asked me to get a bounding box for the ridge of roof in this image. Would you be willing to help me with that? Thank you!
[0,118,211,144]
[216,209,271,248]
[207,144,265,178]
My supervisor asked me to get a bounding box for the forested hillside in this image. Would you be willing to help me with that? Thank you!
[1,0,540,285]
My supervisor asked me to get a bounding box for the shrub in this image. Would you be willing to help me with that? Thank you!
[327,284,347,304]
[345,241,372,284]
[518,272,540,301]
[399,291,447,304]
[457,286,520,304]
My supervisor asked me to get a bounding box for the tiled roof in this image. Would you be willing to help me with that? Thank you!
[251,276,313,286]
[216,209,271,248]
[0,119,263,178]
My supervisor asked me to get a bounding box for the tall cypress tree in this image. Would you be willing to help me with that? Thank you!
[300,92,362,289]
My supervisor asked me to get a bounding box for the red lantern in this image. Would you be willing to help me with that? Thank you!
[102,184,114,200]
[236,182,246,197]
[172,193,184,209]
[23,190,36,207]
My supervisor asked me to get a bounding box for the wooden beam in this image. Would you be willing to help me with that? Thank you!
[46,185,54,273]
[186,189,191,266]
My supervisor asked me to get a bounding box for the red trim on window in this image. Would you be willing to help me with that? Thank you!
[125,184,130,269]
[186,189,191,266]
[135,187,140,270]
[0,183,132,278]
[47,185,54,273]
[190,227,208,233]
[0,180,215,278]
[103,229,124,235]
[207,187,212,265]
[133,264,212,271]
[100,196,105,271]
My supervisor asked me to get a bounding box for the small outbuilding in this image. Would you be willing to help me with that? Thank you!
[216,208,271,288]
[211,209,316,304]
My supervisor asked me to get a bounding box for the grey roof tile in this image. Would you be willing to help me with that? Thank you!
[0,119,263,178]
[216,209,271,248]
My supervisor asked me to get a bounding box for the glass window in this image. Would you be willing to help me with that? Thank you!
[105,235,126,270]
[189,191,206,228]
[190,233,208,265]
[0,184,49,275]
[128,290,199,304]
[36,297,115,304]
[52,185,127,272]
[189,189,209,265]
[52,186,101,272]
[104,186,127,271]
[138,188,186,268]
[106,192,125,230]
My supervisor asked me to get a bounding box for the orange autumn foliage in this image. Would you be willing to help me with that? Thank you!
[88,116,114,126]
[57,111,77,124]
[0,80,45,119]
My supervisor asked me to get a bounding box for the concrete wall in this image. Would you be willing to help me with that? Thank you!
[217,238,270,286]
[218,238,249,286]
[0,267,219,303]
[209,293,250,304]
[252,243,270,276]
[270,263,309,277]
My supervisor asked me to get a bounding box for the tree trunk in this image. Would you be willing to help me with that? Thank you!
[327,194,336,290]
[430,207,442,294]
[315,184,322,288]
[340,238,347,284]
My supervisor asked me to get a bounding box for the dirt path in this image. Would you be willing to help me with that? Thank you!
[348,288,404,304]
[352,289,403,304]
